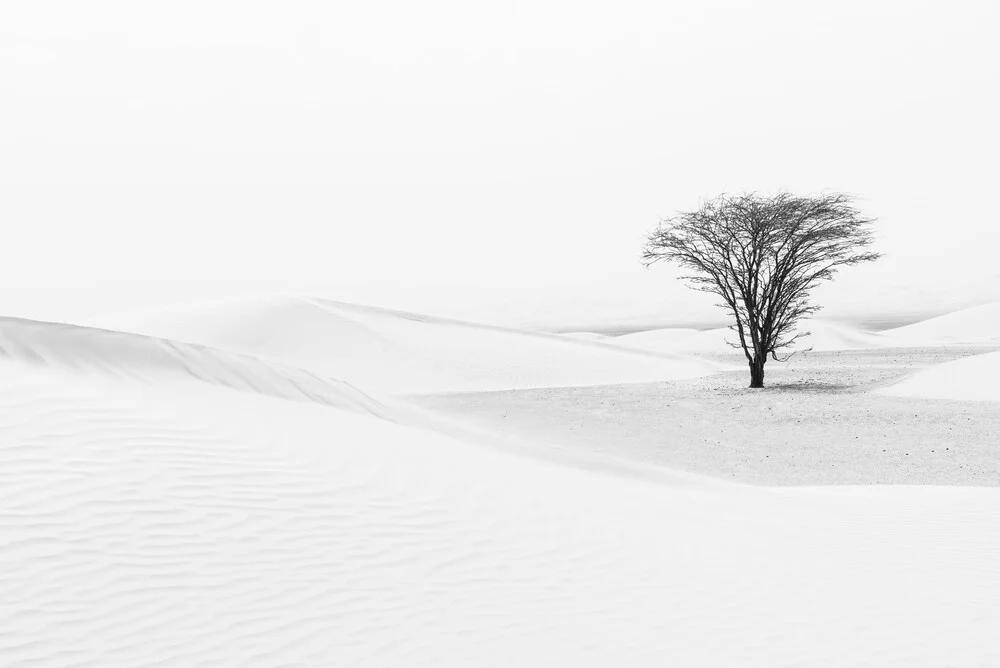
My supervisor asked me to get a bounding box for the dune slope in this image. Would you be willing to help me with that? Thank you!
[879,350,1000,402]
[87,294,721,394]
[0,315,393,417]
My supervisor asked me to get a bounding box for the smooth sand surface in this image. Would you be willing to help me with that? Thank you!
[414,346,1000,486]
[884,300,1000,344]
[880,349,1000,402]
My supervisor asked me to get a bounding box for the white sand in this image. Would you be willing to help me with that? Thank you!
[87,294,720,394]
[0,315,394,415]
[884,301,1000,344]
[880,350,1000,402]
[560,331,610,342]
[4,299,1000,665]
[610,326,732,354]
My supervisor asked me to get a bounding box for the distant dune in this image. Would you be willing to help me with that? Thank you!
[610,326,732,354]
[87,294,721,394]
[571,302,1000,355]
[883,301,1000,344]
[603,318,891,355]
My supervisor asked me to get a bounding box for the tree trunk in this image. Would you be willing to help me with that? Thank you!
[748,356,765,388]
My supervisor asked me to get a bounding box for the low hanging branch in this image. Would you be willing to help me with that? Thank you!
[642,192,880,388]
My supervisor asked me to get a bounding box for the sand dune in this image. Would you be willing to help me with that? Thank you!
[608,318,891,355]
[0,315,719,488]
[880,350,1000,402]
[87,294,721,394]
[884,301,1000,344]
[3,347,1000,666]
[0,315,394,417]
[610,326,730,354]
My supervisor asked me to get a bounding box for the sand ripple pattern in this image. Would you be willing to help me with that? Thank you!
[2,347,1000,665]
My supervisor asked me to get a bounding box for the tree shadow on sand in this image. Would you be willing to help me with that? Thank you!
[759,380,855,393]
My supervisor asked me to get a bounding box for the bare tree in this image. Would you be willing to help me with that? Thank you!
[643,192,880,388]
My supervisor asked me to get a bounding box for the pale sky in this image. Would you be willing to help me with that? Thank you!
[1,0,997,330]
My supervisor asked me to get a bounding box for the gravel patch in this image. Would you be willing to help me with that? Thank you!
[411,346,1000,486]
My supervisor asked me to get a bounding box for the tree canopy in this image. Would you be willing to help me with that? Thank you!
[643,192,881,387]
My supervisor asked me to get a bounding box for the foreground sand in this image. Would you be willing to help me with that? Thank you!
[4,301,1000,665]
[5,359,1000,666]
[414,346,1000,486]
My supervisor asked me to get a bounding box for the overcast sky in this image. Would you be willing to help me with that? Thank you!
[1,0,997,330]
